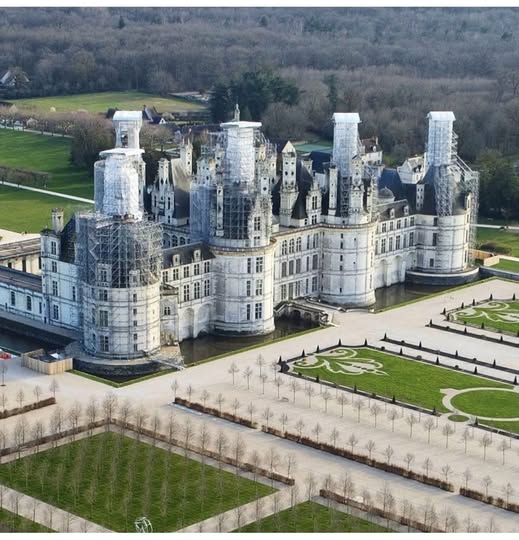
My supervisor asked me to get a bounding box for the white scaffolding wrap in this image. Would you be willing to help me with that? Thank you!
[426,111,456,168]
[100,150,143,220]
[221,121,261,185]
[332,112,361,178]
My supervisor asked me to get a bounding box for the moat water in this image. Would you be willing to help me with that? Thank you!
[0,281,469,365]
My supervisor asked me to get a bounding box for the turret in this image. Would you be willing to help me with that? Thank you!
[332,113,361,178]
[51,208,64,234]
[279,141,298,227]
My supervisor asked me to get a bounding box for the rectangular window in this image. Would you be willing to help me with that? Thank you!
[429,258,435,268]
[10,291,15,306]
[133,343,138,352]
[99,310,108,327]
[246,280,251,296]
[375,241,379,255]
[396,236,401,250]
[183,266,190,279]
[98,289,108,302]
[194,263,200,276]
[204,279,210,297]
[255,302,263,320]
[193,282,201,299]
[311,276,317,292]
[183,285,190,302]
[433,217,438,226]
[389,238,393,251]
[410,217,415,226]
[306,236,311,250]
[296,258,301,273]
[100,335,109,353]
[313,234,318,249]
[289,260,294,275]
[99,269,108,282]
[52,304,59,320]
[173,268,179,281]
[72,286,77,302]
[281,284,287,300]
[26,296,32,311]
[51,261,57,273]
[403,235,407,248]
[133,320,138,327]
[92,308,95,325]
[306,257,310,272]
[133,293,138,302]
[51,241,57,255]
[312,254,318,270]
[390,222,394,231]
[254,216,261,231]
[52,281,58,296]
[256,279,263,296]
[409,232,414,246]
[247,258,252,273]
[397,220,401,229]
[381,239,386,253]
[255,257,264,273]
[246,304,251,321]
[432,233,438,246]
[204,261,210,273]
[133,333,138,341]
[133,308,137,315]
[382,223,386,233]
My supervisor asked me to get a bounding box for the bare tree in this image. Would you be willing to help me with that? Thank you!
[49,379,59,399]
[285,453,297,479]
[216,393,226,414]
[86,397,99,432]
[311,422,322,443]
[406,414,418,438]
[200,389,210,408]
[462,467,472,490]
[353,398,365,423]
[497,439,509,465]
[15,388,25,408]
[68,401,82,439]
[502,482,515,505]
[337,393,348,417]
[266,446,280,479]
[369,402,382,427]
[0,362,7,386]
[330,427,340,448]
[387,409,398,432]
[479,433,492,460]
[33,385,42,404]
[198,422,211,455]
[231,433,246,469]
[274,376,284,398]
[295,419,305,439]
[249,449,262,482]
[259,373,268,395]
[383,444,394,465]
[347,433,359,453]
[422,417,436,444]
[243,366,253,390]
[0,392,7,411]
[377,483,395,528]
[102,391,117,426]
[305,473,317,500]
[134,406,148,439]
[461,427,471,453]
[215,430,229,468]
[231,398,241,418]
[289,379,300,403]
[171,380,179,401]
[304,385,315,408]
[340,472,355,510]
[422,457,433,477]
[270,361,279,382]
[442,423,455,448]
[365,439,376,460]
[441,464,452,483]
[256,354,265,377]
[30,420,44,452]
[482,475,493,497]
[404,452,415,471]
[228,362,240,385]
[279,412,289,433]
[186,384,195,401]
[441,506,458,533]
[321,389,332,412]
[262,407,274,430]
[246,401,256,424]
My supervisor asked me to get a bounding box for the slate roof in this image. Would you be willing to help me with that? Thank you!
[0,266,42,293]
[162,242,214,267]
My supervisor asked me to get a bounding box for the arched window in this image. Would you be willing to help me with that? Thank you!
[289,239,295,254]
[180,237,186,245]
[172,235,178,247]
[296,238,302,252]
[281,241,287,255]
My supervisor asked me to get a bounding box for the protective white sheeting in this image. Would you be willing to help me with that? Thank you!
[221,121,260,185]
[426,111,455,168]
[102,153,142,219]
[332,113,361,178]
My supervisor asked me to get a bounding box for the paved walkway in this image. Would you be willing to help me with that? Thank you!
[0,181,94,204]
[0,125,72,139]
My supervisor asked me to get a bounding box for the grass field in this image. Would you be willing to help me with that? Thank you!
[11,91,205,114]
[291,347,510,412]
[493,259,519,273]
[0,507,52,532]
[238,501,390,533]
[451,389,519,418]
[451,300,519,335]
[0,185,90,232]
[476,227,519,257]
[0,432,274,532]
[0,130,93,198]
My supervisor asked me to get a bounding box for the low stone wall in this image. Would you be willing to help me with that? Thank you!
[406,267,479,286]
[480,266,519,281]
[73,357,165,378]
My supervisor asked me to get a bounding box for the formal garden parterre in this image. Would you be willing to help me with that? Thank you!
[449,299,519,336]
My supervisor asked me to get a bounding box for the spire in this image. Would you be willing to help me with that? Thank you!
[234,103,240,122]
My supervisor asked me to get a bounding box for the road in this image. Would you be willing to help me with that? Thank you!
[0,181,94,204]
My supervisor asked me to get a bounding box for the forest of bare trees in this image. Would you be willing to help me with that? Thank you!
[2,7,519,216]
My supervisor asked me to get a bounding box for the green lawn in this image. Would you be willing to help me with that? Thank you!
[0,130,93,198]
[0,432,274,532]
[0,507,52,532]
[11,91,205,114]
[238,501,390,533]
[493,259,519,274]
[451,300,519,335]
[0,185,90,232]
[451,389,519,418]
[482,419,519,433]
[476,227,519,256]
[291,347,510,412]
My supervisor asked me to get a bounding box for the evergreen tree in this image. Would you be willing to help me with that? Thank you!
[209,83,232,123]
